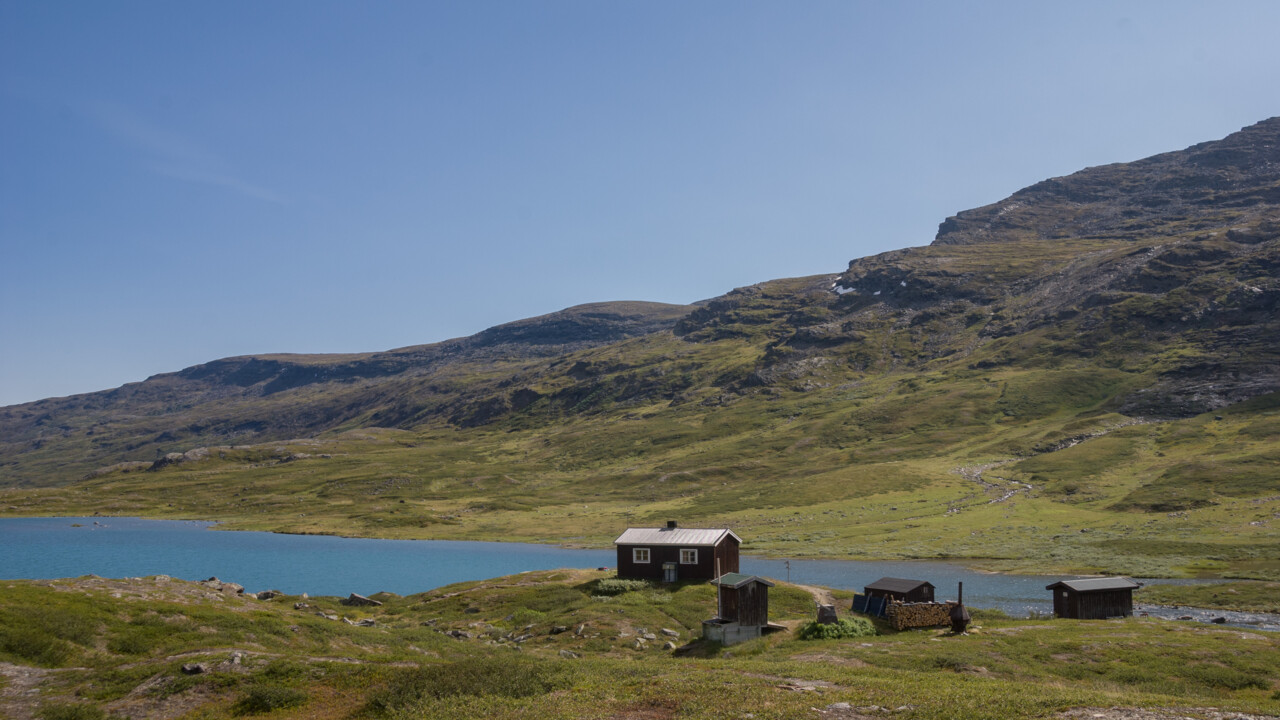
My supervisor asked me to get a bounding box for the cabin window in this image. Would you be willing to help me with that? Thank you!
[1061,591,1068,598]
[633,548,650,564]
[680,548,697,564]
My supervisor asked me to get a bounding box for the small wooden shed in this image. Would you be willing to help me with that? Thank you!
[1046,577,1140,619]
[864,577,935,604]
[614,521,740,582]
[703,573,777,645]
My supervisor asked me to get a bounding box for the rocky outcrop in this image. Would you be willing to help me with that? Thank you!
[934,118,1280,247]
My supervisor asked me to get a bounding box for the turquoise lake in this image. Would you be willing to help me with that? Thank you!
[1,516,1253,625]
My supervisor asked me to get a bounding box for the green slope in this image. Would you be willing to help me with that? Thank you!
[2,120,1279,579]
[2,573,1277,720]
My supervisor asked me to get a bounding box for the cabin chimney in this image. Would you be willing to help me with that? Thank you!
[666,520,678,530]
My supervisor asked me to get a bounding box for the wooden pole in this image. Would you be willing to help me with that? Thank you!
[715,557,722,619]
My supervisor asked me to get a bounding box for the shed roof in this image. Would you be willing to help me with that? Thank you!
[709,573,774,589]
[1046,577,1140,593]
[864,577,934,594]
[614,527,741,547]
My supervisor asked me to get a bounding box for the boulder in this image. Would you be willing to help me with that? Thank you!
[550,625,569,635]
[660,628,680,637]
[817,605,839,625]
[342,593,382,607]
[180,663,207,675]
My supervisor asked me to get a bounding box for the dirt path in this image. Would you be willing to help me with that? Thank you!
[951,418,1158,510]
[0,662,51,720]
[953,459,1022,505]
[792,582,837,608]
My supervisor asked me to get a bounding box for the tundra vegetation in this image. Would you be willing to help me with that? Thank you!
[1,571,1277,720]
[2,119,1280,720]
[3,121,1280,581]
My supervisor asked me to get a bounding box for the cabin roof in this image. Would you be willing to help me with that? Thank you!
[710,573,774,589]
[864,577,934,593]
[614,527,741,547]
[1046,577,1140,593]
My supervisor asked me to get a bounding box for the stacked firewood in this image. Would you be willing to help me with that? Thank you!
[886,601,957,630]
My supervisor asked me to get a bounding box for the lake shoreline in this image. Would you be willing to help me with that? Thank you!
[0,511,1224,581]
[0,515,1233,622]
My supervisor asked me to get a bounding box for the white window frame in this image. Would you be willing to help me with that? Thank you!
[679,548,698,565]
[633,548,650,564]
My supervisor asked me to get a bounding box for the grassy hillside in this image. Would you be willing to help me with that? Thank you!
[2,120,1279,581]
[4,377,1277,579]
[1,573,1277,720]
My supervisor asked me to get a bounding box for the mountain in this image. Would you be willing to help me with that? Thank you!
[2,119,1278,579]
[0,301,693,485]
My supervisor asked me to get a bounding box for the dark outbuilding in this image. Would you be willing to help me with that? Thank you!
[710,573,773,628]
[863,577,935,603]
[1046,577,1140,619]
[703,573,781,645]
[613,521,740,582]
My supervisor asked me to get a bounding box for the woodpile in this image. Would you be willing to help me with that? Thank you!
[886,600,957,630]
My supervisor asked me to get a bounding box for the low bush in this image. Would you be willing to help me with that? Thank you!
[591,578,651,596]
[365,657,576,715]
[1182,664,1271,691]
[2,628,74,666]
[232,685,308,715]
[796,618,876,640]
[969,607,1011,621]
[36,703,107,720]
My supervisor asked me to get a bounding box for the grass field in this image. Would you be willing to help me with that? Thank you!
[1,572,1277,719]
[4,386,1277,581]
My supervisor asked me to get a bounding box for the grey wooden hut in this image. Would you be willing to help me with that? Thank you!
[864,577,935,603]
[702,573,777,645]
[1046,578,1140,619]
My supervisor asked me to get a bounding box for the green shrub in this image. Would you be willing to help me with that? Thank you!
[1183,664,1271,691]
[969,607,1011,621]
[364,657,575,715]
[106,627,166,655]
[232,685,308,715]
[30,608,99,646]
[591,578,652,596]
[2,628,74,666]
[37,703,107,720]
[258,659,312,682]
[931,654,970,672]
[796,618,876,640]
[507,608,547,627]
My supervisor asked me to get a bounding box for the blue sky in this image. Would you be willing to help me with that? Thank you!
[3,1,1279,407]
